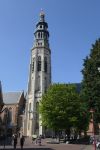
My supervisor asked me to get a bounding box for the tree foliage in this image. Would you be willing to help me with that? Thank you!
[40,83,89,134]
[81,38,100,123]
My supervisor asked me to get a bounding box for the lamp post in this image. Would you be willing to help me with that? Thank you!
[90,109,96,150]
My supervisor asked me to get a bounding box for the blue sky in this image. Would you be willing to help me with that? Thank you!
[0,0,100,92]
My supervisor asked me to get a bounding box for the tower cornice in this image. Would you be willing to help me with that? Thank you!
[31,46,51,54]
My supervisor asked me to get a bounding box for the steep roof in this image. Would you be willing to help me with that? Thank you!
[3,92,23,104]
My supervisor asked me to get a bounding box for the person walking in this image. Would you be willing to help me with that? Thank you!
[13,134,17,150]
[20,135,25,149]
[38,135,41,146]
[3,134,6,149]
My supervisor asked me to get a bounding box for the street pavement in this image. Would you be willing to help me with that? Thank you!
[0,137,93,150]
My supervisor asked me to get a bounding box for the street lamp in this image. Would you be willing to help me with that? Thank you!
[90,109,96,150]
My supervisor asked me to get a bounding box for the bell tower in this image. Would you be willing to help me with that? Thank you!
[27,11,51,136]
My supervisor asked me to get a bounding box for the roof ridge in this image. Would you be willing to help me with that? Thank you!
[3,91,23,93]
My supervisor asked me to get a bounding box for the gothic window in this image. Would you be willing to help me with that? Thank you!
[8,108,12,124]
[40,32,42,38]
[37,56,41,71]
[44,57,47,73]
[37,76,40,91]
[32,58,35,72]
[40,25,42,28]
[44,77,47,92]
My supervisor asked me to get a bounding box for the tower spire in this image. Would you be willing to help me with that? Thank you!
[39,9,45,22]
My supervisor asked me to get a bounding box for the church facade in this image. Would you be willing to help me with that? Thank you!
[26,11,51,136]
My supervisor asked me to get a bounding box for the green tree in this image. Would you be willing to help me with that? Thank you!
[81,39,100,132]
[40,83,89,137]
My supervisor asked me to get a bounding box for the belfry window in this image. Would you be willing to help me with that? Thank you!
[44,57,47,72]
[37,56,41,71]
[38,32,40,38]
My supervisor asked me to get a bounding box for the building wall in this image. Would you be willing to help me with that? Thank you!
[0,92,26,136]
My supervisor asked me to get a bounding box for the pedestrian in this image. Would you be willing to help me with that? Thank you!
[3,134,6,149]
[20,135,25,149]
[38,135,41,146]
[13,134,17,150]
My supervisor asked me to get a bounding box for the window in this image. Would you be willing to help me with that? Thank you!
[37,56,41,71]
[44,57,47,72]
[44,77,47,92]
[9,108,12,124]
[40,25,42,28]
[32,58,35,72]
[38,32,40,38]
[37,76,40,91]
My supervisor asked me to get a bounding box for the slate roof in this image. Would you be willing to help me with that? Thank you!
[3,92,23,104]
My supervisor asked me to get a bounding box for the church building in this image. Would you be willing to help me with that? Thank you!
[26,11,51,136]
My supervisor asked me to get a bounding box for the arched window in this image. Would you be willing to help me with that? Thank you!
[41,32,42,39]
[44,57,47,73]
[38,32,40,38]
[9,108,12,124]
[37,76,40,91]
[37,56,41,71]
[32,58,35,72]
